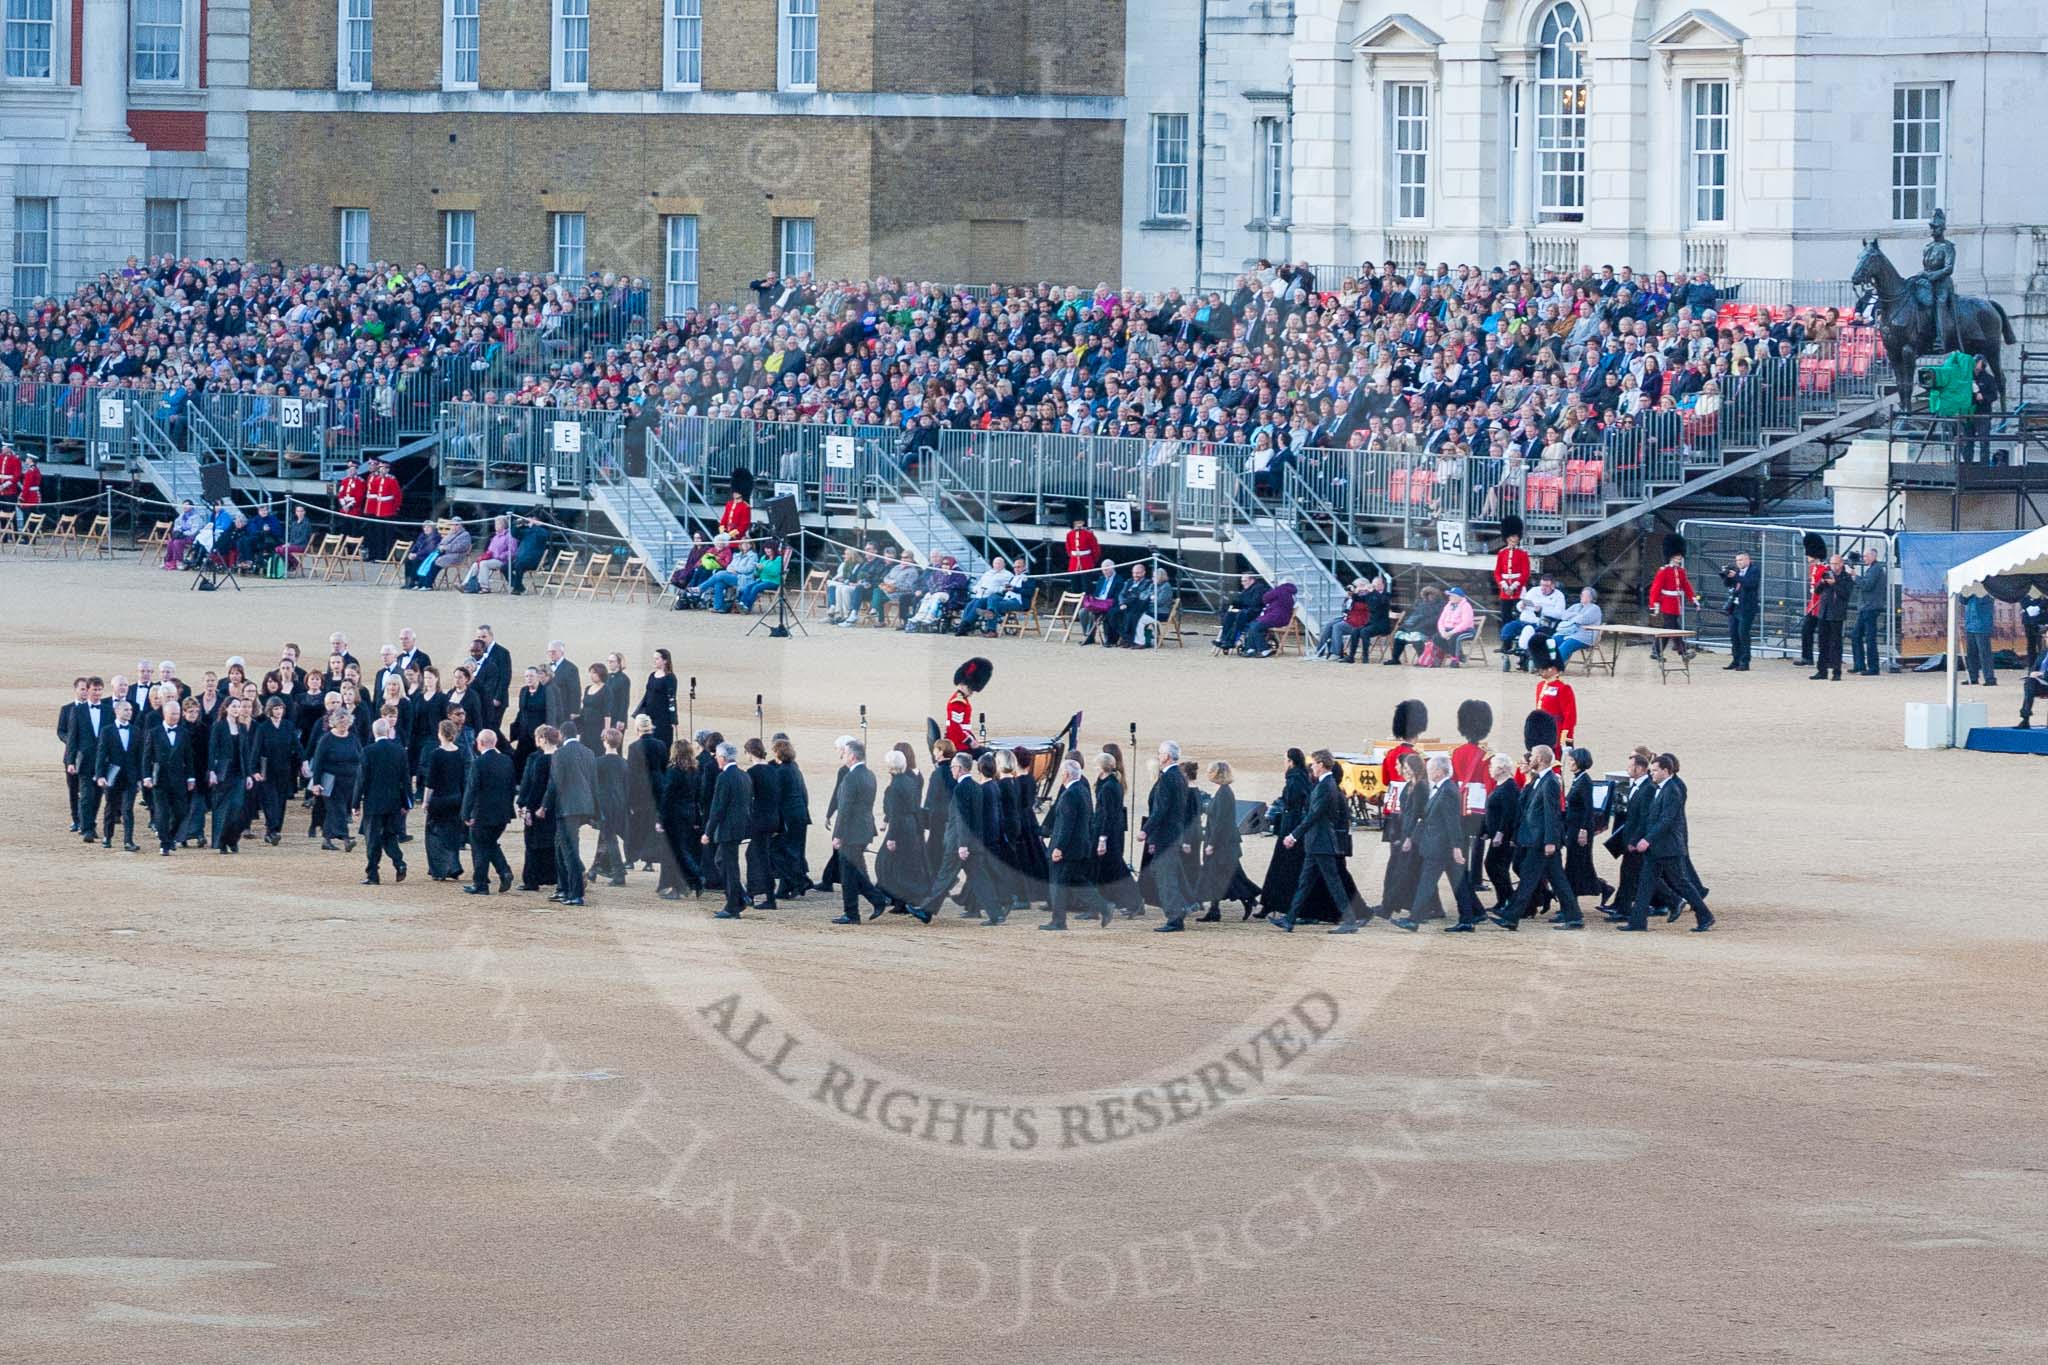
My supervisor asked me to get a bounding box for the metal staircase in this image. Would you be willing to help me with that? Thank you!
[1226,470,1350,644]
[590,474,693,577]
[866,488,992,576]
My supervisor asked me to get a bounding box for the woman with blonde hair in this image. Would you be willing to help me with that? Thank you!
[1199,760,1261,919]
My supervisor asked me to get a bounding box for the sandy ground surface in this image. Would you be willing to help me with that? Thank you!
[2,557,2044,1364]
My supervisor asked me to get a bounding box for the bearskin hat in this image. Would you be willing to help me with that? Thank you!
[1501,513,1525,542]
[1523,708,1560,754]
[1456,699,1493,744]
[1392,699,1428,742]
[1802,531,1828,561]
[1663,532,1687,562]
[730,467,756,500]
[954,657,994,693]
[1528,634,1561,673]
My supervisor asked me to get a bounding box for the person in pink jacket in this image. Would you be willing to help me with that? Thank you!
[463,515,517,593]
[1432,586,1477,665]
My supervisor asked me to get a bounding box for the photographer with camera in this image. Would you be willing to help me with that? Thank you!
[1811,554,1852,682]
[1718,553,1760,671]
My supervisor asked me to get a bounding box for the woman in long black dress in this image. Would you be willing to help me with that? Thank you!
[1200,761,1263,919]
[1009,746,1051,898]
[654,738,703,900]
[518,744,557,891]
[626,715,668,870]
[580,663,613,737]
[601,653,633,733]
[304,712,362,851]
[421,719,468,881]
[1091,750,1144,917]
[635,648,679,749]
[874,748,931,915]
[772,739,813,900]
[1562,746,1612,904]
[176,693,215,846]
[1259,750,1321,920]
[743,738,782,910]
[591,726,631,884]
[510,666,547,780]
[1381,751,1428,921]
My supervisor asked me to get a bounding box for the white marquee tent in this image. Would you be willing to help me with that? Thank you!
[1941,526,2048,746]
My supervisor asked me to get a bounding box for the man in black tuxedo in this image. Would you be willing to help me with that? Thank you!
[1493,745,1583,930]
[541,721,598,905]
[828,740,889,924]
[544,640,579,727]
[702,741,753,917]
[470,626,511,735]
[358,718,414,884]
[1602,750,1655,919]
[142,697,197,855]
[65,676,114,841]
[918,752,983,921]
[1396,755,1483,931]
[93,700,142,851]
[253,696,301,845]
[393,627,431,679]
[1146,742,1200,931]
[124,663,156,722]
[462,729,517,895]
[1274,749,1362,933]
[58,676,84,829]
[208,699,256,853]
[1621,754,1714,932]
[1043,758,1103,930]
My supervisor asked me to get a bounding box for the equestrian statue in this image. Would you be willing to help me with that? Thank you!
[1851,208,2014,411]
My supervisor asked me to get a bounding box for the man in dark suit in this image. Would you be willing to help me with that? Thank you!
[1622,754,1713,932]
[541,721,598,905]
[1274,749,1363,933]
[141,697,197,855]
[828,741,889,924]
[65,677,114,841]
[462,729,517,895]
[1493,746,1583,930]
[393,628,431,679]
[917,752,981,921]
[1718,552,1760,671]
[471,626,511,735]
[702,741,753,917]
[1602,750,1656,919]
[93,700,142,851]
[1395,755,1484,931]
[1146,742,1200,931]
[1043,758,1104,930]
[544,641,579,727]
[208,699,255,853]
[58,676,84,829]
[358,718,414,884]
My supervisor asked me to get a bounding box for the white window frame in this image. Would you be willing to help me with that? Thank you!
[1686,79,1730,227]
[664,215,699,317]
[3,0,56,83]
[339,208,370,267]
[665,0,701,91]
[1891,84,1945,223]
[443,0,479,91]
[778,0,817,92]
[777,217,814,280]
[553,0,589,91]
[145,199,185,261]
[444,210,476,271]
[12,196,52,303]
[1390,82,1430,224]
[1534,1,1587,221]
[1257,117,1287,224]
[337,0,374,91]
[552,212,587,277]
[1150,113,1190,220]
[131,0,187,86]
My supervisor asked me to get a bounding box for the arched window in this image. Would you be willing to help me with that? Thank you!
[1535,2,1587,218]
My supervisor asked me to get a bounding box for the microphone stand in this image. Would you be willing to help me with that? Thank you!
[1127,721,1139,865]
[687,676,696,739]
[859,704,868,756]
[755,693,764,745]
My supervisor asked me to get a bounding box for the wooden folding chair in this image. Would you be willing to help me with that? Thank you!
[301,533,338,578]
[800,568,832,618]
[14,513,49,554]
[1272,618,1306,657]
[376,538,414,586]
[998,588,1045,639]
[1044,592,1084,643]
[1465,612,1493,666]
[538,549,580,598]
[573,555,615,601]
[1158,601,1185,648]
[327,534,366,582]
[616,557,655,603]
[75,514,112,559]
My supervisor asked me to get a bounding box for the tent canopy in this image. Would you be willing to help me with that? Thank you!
[1945,525,2048,595]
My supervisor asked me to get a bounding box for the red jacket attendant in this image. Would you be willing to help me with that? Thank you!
[335,471,366,518]
[1805,560,1827,617]
[1493,546,1529,604]
[943,689,974,753]
[1534,676,1577,747]
[364,469,401,520]
[18,458,41,507]
[0,447,22,501]
[1648,564,1698,616]
[719,495,751,539]
[1065,525,1101,575]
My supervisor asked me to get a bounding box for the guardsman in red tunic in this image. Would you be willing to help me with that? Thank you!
[1799,531,1829,667]
[1646,532,1701,660]
[1493,514,1529,648]
[1064,515,1100,575]
[334,461,366,520]
[720,467,755,539]
[1532,640,1578,748]
[363,460,401,558]
[0,443,22,522]
[18,454,42,512]
[947,657,992,753]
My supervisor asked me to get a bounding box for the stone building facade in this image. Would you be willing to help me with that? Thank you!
[241,0,1125,308]
[0,0,250,307]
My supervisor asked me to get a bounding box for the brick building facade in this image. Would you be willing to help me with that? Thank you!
[242,0,1126,305]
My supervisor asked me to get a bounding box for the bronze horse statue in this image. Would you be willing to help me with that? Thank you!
[1850,238,2014,411]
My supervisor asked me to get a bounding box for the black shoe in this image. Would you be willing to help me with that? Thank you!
[123,842,139,852]
[607,876,627,887]
[1723,663,1741,671]
[866,899,887,922]
[1809,671,1827,680]
[1039,922,1067,931]
[361,876,380,885]
[394,865,407,883]
[559,898,584,907]
[1388,917,1420,932]
[463,886,488,895]
[1551,918,1584,930]
[1442,923,1476,933]
[713,909,743,919]
[911,908,932,924]
[1268,918,1295,933]
[1667,903,1685,924]
[68,822,78,833]
[345,838,356,853]
[264,833,281,846]
[1196,907,1221,923]
[1154,919,1185,932]
[499,875,514,893]
[82,834,96,845]
[160,848,171,856]
[1615,923,1649,932]
[1488,913,1519,931]
[658,889,683,901]
[102,838,112,848]
[830,914,860,925]
[1691,913,1715,932]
